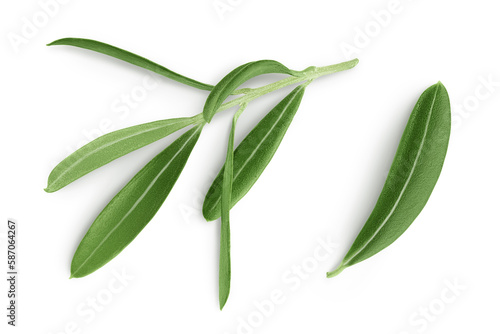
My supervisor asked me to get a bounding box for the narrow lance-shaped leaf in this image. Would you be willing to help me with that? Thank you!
[48,38,214,91]
[327,82,451,278]
[219,104,246,310]
[70,125,203,278]
[203,60,303,123]
[203,83,309,221]
[46,116,200,193]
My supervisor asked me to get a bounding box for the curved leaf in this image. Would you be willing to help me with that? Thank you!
[203,60,302,122]
[70,125,203,278]
[327,82,451,278]
[203,84,308,221]
[48,38,214,91]
[46,116,199,192]
[219,104,246,310]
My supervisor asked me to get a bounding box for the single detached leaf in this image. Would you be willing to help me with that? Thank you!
[46,117,199,193]
[219,104,246,310]
[203,60,302,122]
[203,83,308,221]
[327,82,451,278]
[70,125,203,278]
[48,38,214,91]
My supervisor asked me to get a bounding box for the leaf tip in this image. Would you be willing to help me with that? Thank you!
[202,197,219,221]
[436,81,446,88]
[47,38,69,46]
[219,298,228,310]
[202,207,217,222]
[44,182,60,193]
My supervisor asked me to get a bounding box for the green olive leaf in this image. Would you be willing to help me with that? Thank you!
[46,116,201,193]
[203,60,302,123]
[219,104,246,310]
[48,38,214,91]
[327,82,451,278]
[203,83,308,221]
[70,125,203,278]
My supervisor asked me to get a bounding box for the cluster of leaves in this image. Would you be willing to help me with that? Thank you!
[46,38,451,310]
[46,38,358,309]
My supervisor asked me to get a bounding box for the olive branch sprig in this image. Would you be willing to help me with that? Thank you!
[46,38,358,309]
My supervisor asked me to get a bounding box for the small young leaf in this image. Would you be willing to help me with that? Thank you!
[219,104,246,310]
[70,125,203,278]
[203,60,302,123]
[327,82,451,278]
[46,117,199,193]
[48,38,214,91]
[203,83,308,221]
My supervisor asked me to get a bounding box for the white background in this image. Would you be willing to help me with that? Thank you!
[1,0,499,333]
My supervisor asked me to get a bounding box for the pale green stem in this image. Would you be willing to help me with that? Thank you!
[192,58,359,124]
[326,264,346,278]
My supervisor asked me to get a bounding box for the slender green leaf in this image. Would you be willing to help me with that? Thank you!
[203,84,308,221]
[219,104,246,310]
[70,125,203,278]
[46,116,200,193]
[327,82,451,278]
[48,38,214,91]
[203,60,302,122]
